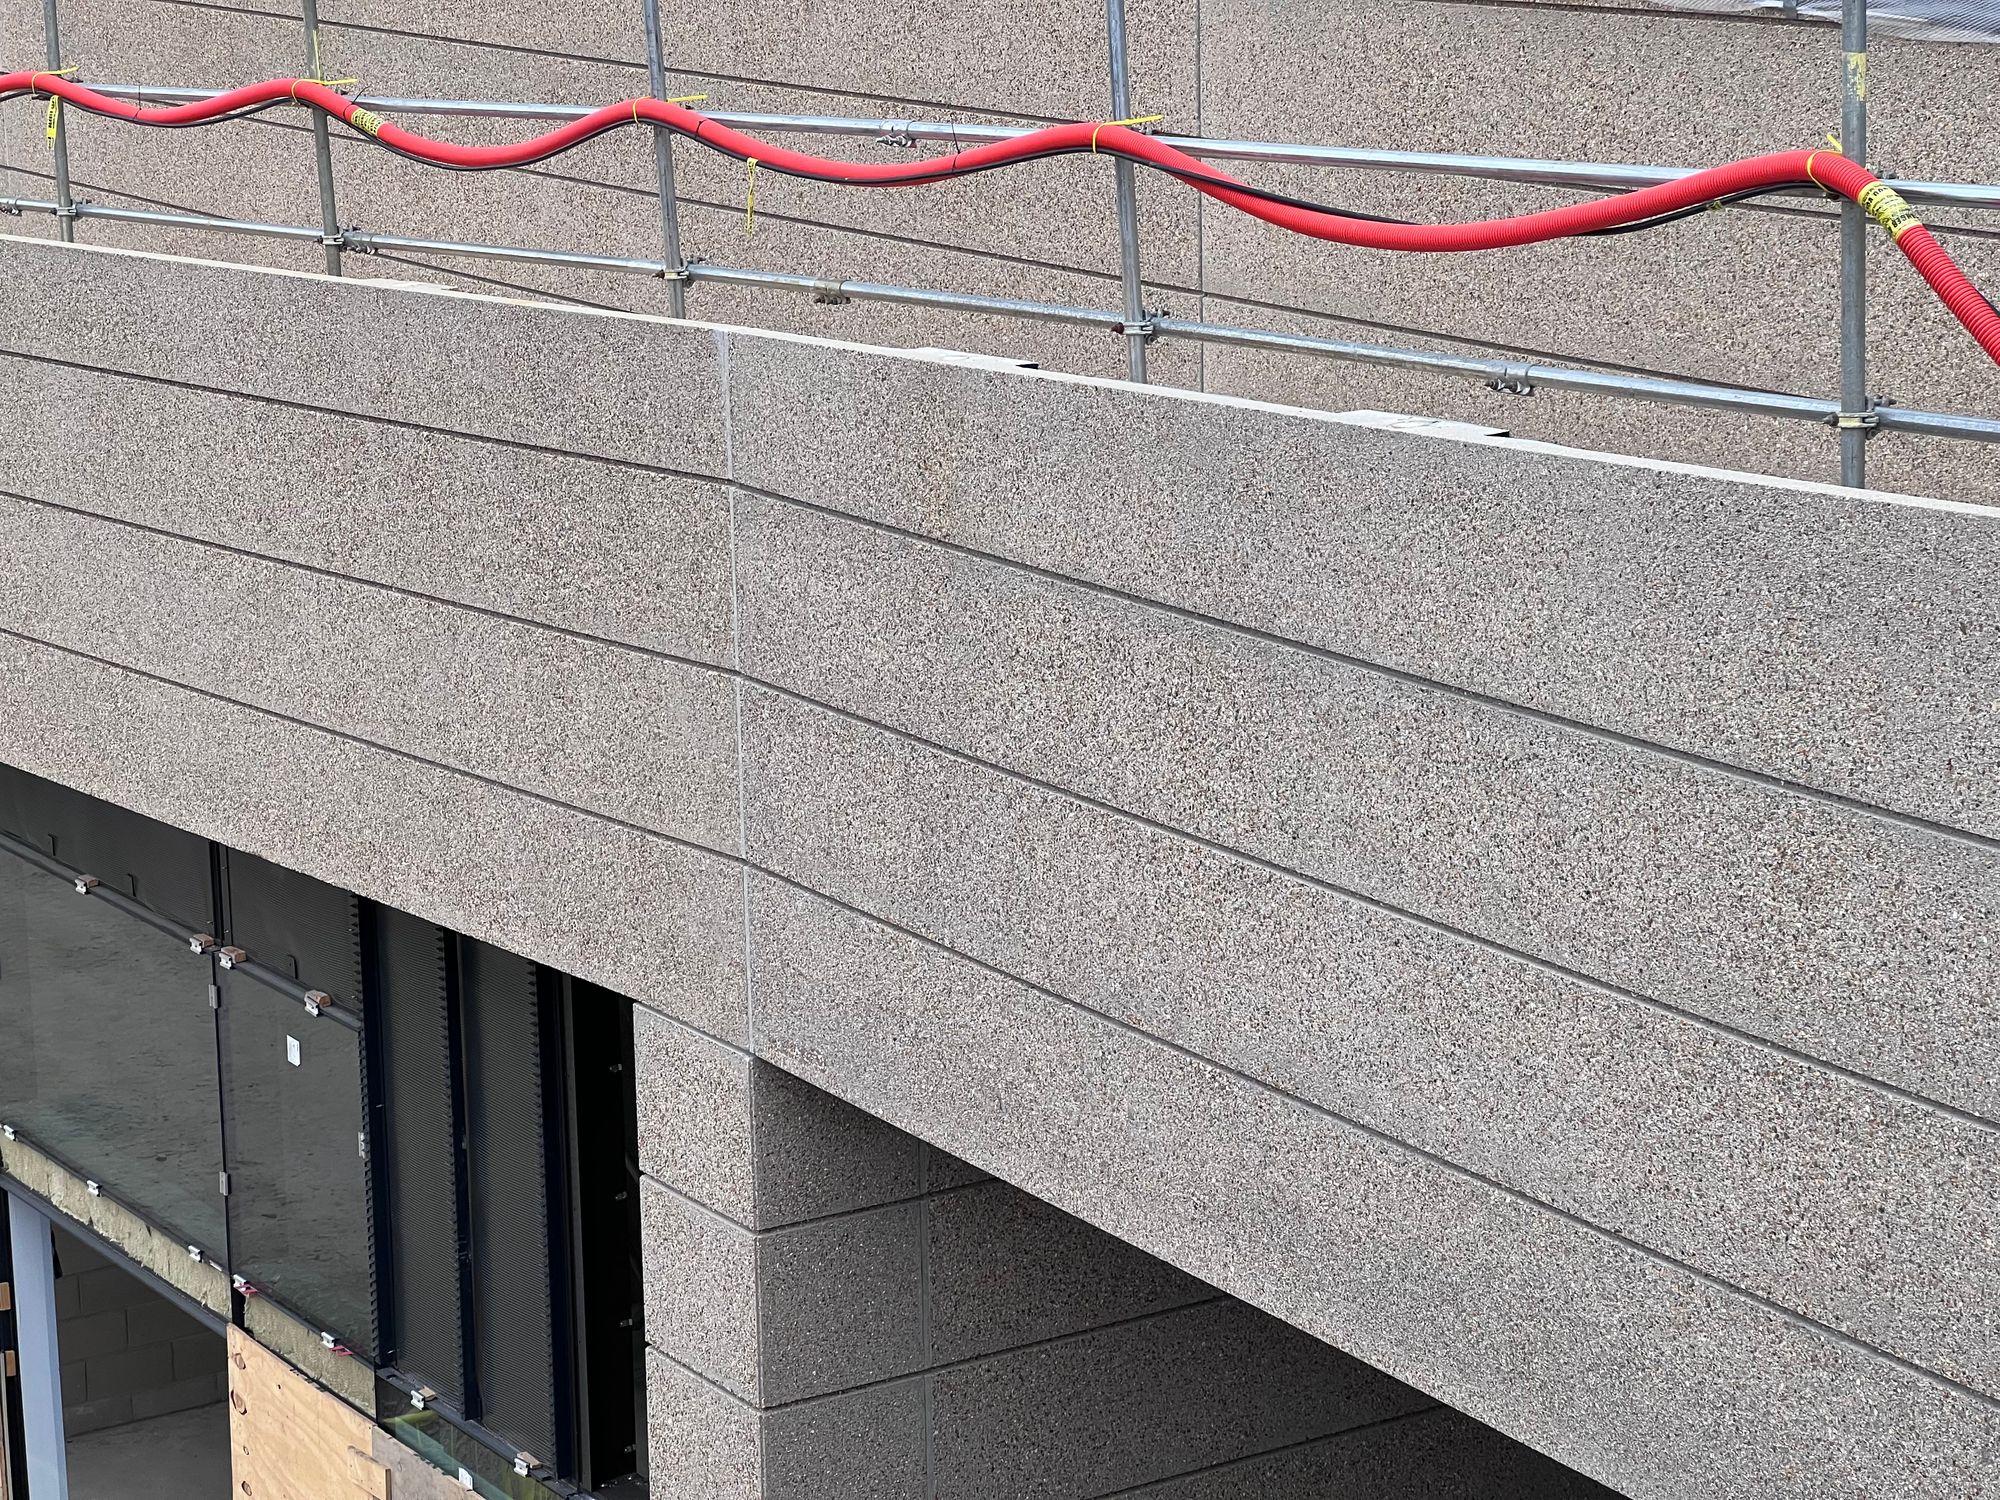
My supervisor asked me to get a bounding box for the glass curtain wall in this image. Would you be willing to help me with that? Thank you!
[0,765,644,1493]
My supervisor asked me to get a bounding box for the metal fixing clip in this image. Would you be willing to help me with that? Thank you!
[513,1454,538,1479]
[188,1245,204,1263]
[86,1180,101,1197]
[190,933,215,954]
[1828,396,1882,432]
[411,1385,436,1411]
[303,990,329,1018]
[1486,363,1538,397]
[810,276,851,305]
[216,946,247,970]
[73,874,99,895]
[1,1124,14,1141]
[876,124,919,148]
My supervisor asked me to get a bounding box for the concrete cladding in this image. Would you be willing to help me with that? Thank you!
[4,0,2000,498]
[0,236,1997,1498]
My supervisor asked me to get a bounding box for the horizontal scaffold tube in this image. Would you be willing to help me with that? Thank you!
[5,71,1999,370]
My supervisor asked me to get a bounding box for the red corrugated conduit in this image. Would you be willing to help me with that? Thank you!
[7,71,1998,370]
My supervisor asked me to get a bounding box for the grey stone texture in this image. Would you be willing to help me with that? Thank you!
[0,357,736,662]
[736,686,2000,1390]
[721,334,2000,840]
[0,239,729,473]
[731,490,2000,1121]
[927,1182,1210,1363]
[638,1179,762,1398]
[632,995,1427,1489]
[745,873,2000,1500]
[1119,1405,1622,1499]
[0,494,740,844]
[7,247,1998,1499]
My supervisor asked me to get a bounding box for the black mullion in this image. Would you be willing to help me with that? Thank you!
[357,900,396,1377]
[539,968,581,1483]
[444,931,481,1423]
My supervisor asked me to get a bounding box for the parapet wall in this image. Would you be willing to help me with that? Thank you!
[1,0,1997,499]
[0,237,1996,1500]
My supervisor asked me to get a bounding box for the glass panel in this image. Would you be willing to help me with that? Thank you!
[0,767,212,932]
[0,851,226,1253]
[219,970,375,1355]
[223,850,362,1007]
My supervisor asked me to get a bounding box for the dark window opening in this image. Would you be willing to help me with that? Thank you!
[0,765,646,1493]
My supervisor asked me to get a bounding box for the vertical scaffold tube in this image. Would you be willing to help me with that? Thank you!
[299,0,343,274]
[1106,0,1150,383]
[642,0,689,319]
[1839,0,1870,485]
[40,0,73,243]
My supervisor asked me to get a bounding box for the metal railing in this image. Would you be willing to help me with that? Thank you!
[10,0,1998,473]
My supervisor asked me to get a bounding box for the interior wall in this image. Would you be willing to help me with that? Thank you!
[50,1228,225,1437]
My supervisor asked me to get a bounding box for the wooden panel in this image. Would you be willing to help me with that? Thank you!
[228,1325,389,1500]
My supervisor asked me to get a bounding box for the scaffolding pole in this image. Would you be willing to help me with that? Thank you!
[9,194,2000,448]
[1105,0,1150,383]
[1838,0,1870,485]
[299,0,344,274]
[40,0,74,243]
[641,0,689,318]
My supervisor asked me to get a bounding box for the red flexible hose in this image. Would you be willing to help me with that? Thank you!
[8,71,1999,370]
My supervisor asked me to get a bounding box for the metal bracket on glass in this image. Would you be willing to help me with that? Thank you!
[85,1180,100,1197]
[216,946,247,969]
[231,1274,260,1297]
[320,1330,353,1356]
[303,990,329,1018]
[190,932,215,954]
[410,1385,436,1410]
[513,1453,544,1479]
[188,1245,204,1263]
[72,874,99,894]
[1,1124,15,1141]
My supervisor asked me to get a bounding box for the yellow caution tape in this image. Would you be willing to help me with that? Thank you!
[45,97,59,141]
[1857,180,1921,242]
[1091,114,1164,152]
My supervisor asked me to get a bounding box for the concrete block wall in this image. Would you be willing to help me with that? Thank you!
[632,1006,1525,1498]
[3,0,1998,499]
[50,1227,228,1435]
[0,239,1996,1499]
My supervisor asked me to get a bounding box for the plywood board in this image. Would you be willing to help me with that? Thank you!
[228,1325,389,1500]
